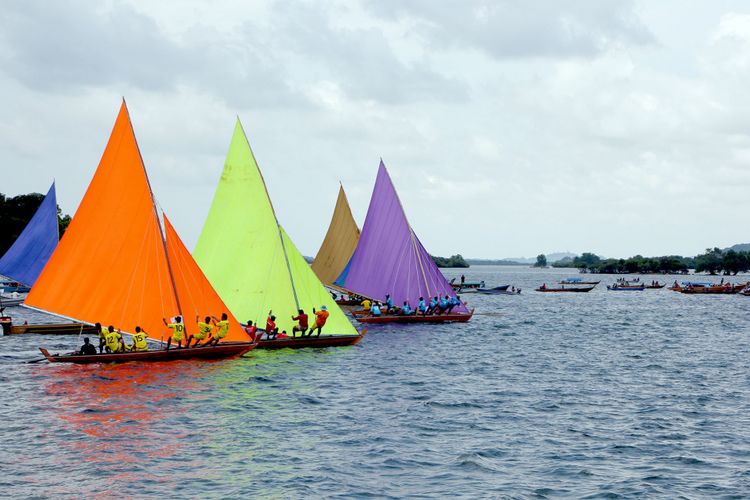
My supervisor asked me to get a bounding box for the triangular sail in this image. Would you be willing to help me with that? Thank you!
[193,120,358,335]
[26,102,243,342]
[164,216,245,341]
[0,182,59,286]
[335,160,467,312]
[311,185,360,286]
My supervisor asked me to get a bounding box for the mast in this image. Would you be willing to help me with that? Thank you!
[123,99,183,315]
[237,119,301,309]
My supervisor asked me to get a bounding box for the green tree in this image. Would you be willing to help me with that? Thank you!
[695,247,723,275]
[534,254,547,267]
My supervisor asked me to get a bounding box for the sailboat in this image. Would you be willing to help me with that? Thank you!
[311,184,362,305]
[193,120,365,349]
[0,182,59,293]
[335,161,473,324]
[24,101,255,362]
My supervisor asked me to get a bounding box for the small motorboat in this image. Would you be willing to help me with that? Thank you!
[477,286,521,295]
[38,341,257,364]
[450,279,485,290]
[559,278,600,285]
[535,285,595,293]
[644,282,665,289]
[607,284,645,291]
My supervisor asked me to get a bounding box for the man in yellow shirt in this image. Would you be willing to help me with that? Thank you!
[162,315,186,349]
[194,315,214,347]
[129,326,149,352]
[104,325,125,353]
[361,299,372,312]
[96,322,107,353]
[209,312,230,346]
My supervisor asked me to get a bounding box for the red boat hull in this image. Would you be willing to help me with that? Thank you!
[257,332,366,349]
[355,310,473,324]
[535,286,595,293]
[39,341,257,364]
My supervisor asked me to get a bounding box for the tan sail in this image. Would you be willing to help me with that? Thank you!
[311,185,360,285]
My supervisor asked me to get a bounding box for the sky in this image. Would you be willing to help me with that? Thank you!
[1,0,749,260]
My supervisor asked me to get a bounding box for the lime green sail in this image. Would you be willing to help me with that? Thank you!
[193,119,358,336]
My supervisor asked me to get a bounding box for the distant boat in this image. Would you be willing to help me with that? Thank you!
[560,278,600,285]
[644,282,665,289]
[0,282,31,294]
[476,287,520,295]
[0,182,59,288]
[450,279,485,290]
[26,101,254,361]
[536,285,595,293]
[607,284,645,291]
[335,161,472,324]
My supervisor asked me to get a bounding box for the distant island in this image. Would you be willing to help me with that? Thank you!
[550,247,750,275]
[0,190,71,256]
[431,254,469,268]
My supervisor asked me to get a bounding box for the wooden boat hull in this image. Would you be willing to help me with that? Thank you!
[535,286,595,293]
[560,281,600,285]
[1,320,99,336]
[679,287,739,295]
[335,299,361,306]
[257,331,365,349]
[607,286,645,291]
[355,310,473,324]
[39,341,257,364]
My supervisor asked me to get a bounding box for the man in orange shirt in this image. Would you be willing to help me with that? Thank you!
[309,305,329,337]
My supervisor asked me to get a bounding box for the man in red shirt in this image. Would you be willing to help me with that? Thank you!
[291,309,308,337]
[244,320,259,342]
[309,305,329,337]
[265,312,279,339]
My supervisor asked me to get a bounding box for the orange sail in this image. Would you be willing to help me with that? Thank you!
[26,101,244,342]
[164,215,244,341]
[311,185,360,285]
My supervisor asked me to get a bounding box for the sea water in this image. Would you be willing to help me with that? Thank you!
[1,266,749,497]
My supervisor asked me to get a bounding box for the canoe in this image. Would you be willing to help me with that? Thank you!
[607,285,645,291]
[257,331,366,349]
[1,317,99,336]
[535,286,595,293]
[560,280,600,285]
[644,284,665,289]
[335,298,362,306]
[679,286,739,295]
[355,310,474,324]
[38,341,257,364]
[476,287,520,295]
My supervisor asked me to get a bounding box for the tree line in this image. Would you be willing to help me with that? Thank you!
[431,254,470,268]
[548,248,750,275]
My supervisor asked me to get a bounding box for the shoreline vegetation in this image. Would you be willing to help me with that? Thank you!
[0,191,71,256]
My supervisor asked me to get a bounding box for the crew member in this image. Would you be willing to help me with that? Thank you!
[244,320,259,342]
[361,298,372,312]
[130,326,149,352]
[210,312,231,346]
[96,322,106,354]
[291,309,308,337]
[309,305,329,337]
[104,325,125,353]
[265,312,279,339]
[79,337,97,355]
[163,315,186,350]
[194,315,213,347]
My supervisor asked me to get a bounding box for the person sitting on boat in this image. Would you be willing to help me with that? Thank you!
[401,301,413,315]
[96,322,106,354]
[292,309,309,337]
[418,297,427,316]
[447,295,461,313]
[278,330,289,339]
[244,320,259,342]
[265,313,279,339]
[208,313,231,346]
[130,326,149,352]
[79,337,97,356]
[104,325,125,353]
[385,294,395,313]
[426,296,438,314]
[361,298,372,312]
[163,316,186,350]
[540,283,547,290]
[309,305,329,337]
[436,296,450,314]
[194,315,214,347]
[370,302,382,316]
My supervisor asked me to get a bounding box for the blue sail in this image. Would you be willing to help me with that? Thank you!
[0,183,59,286]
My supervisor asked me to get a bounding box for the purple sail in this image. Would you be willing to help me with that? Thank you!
[0,183,59,286]
[335,161,466,312]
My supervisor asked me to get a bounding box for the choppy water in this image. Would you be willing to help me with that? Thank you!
[2,266,750,498]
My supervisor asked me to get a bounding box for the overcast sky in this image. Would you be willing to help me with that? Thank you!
[2,0,749,259]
